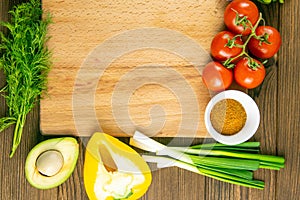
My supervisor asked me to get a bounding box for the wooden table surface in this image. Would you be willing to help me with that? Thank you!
[1,0,299,199]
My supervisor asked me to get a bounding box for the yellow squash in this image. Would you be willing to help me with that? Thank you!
[84,132,152,200]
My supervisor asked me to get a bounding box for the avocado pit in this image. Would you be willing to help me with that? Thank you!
[36,150,64,177]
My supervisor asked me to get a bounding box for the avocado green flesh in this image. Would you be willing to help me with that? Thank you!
[25,137,79,189]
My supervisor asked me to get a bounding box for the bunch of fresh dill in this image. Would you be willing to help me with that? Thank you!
[0,0,51,157]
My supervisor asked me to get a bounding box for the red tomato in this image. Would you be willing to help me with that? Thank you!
[224,0,259,35]
[211,31,243,61]
[202,62,233,92]
[234,58,266,89]
[248,26,281,59]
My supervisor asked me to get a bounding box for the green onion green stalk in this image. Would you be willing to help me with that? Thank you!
[130,131,285,189]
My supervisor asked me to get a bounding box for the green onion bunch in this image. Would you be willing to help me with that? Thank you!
[130,131,285,189]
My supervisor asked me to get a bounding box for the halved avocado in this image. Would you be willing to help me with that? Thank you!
[25,137,79,189]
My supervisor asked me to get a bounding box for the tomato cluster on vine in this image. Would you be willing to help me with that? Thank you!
[202,0,281,91]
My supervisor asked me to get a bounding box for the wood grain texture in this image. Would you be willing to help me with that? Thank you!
[276,0,300,199]
[40,0,229,137]
[1,0,300,200]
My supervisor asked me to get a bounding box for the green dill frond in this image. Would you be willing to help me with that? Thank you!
[0,0,52,157]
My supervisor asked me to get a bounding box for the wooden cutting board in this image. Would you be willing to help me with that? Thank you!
[41,0,229,137]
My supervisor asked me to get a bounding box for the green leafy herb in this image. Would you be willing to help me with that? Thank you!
[0,0,51,157]
[257,0,284,4]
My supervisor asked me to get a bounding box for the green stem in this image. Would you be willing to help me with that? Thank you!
[259,161,285,169]
[17,113,26,144]
[259,165,281,170]
[0,117,16,132]
[0,85,7,93]
[223,13,264,68]
[10,115,21,157]
[190,142,260,149]
[157,148,261,171]
[190,155,260,171]
[175,159,264,189]
[198,164,254,180]
[144,155,264,189]
[176,148,285,165]
[10,109,27,157]
[199,168,265,189]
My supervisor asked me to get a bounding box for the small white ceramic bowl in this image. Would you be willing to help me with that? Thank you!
[204,90,260,145]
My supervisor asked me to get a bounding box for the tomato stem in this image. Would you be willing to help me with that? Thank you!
[232,8,252,31]
[223,13,265,69]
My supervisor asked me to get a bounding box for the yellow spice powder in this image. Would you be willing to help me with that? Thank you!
[210,99,247,135]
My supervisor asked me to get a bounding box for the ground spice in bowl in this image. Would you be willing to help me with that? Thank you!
[210,99,247,135]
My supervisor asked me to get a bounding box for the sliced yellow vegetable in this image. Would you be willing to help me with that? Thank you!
[84,132,152,200]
